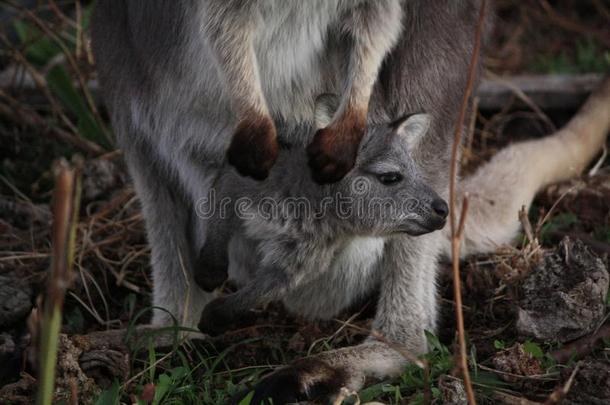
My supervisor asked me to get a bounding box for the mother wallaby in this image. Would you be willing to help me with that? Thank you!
[91,0,487,401]
[90,1,610,404]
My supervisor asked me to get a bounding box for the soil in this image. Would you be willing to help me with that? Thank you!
[516,238,609,342]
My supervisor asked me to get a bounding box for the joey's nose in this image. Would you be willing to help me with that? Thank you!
[431,198,449,219]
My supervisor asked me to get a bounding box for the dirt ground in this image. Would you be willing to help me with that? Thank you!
[0,0,609,404]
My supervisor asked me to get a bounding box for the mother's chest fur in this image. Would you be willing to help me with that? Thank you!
[253,0,353,119]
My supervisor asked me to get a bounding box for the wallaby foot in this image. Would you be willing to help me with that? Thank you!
[227,114,279,180]
[194,244,229,292]
[307,109,366,184]
[198,295,254,336]
[241,358,350,405]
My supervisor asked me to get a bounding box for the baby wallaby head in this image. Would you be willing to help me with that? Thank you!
[314,94,448,236]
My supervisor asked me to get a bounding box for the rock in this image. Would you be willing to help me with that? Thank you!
[0,373,37,405]
[79,348,129,388]
[492,343,543,383]
[54,334,101,403]
[0,332,15,357]
[0,334,100,404]
[82,158,125,201]
[0,275,32,329]
[564,360,610,405]
[516,238,609,342]
[437,375,467,405]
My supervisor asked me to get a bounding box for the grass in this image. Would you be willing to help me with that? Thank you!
[93,328,573,404]
[539,212,579,244]
[530,38,610,74]
[89,331,475,405]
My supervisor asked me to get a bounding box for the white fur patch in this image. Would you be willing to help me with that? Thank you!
[331,236,386,277]
[282,236,386,319]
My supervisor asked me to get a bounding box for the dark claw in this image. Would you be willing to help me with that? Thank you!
[235,358,349,405]
[198,296,235,336]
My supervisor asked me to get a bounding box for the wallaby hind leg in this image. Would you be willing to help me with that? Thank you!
[246,234,441,404]
[201,3,279,180]
[124,141,214,328]
[446,76,610,257]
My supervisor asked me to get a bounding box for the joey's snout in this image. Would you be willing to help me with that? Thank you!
[420,196,448,232]
[399,190,449,236]
[427,197,449,229]
[431,198,449,221]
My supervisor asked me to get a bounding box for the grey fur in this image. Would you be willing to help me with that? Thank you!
[91,0,489,399]
[92,0,405,183]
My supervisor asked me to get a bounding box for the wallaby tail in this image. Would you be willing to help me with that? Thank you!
[443,75,610,258]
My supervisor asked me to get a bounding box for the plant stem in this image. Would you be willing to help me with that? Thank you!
[37,160,81,405]
[448,1,487,404]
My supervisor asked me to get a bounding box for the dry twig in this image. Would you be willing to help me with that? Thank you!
[3,0,108,142]
[542,363,581,405]
[448,0,487,403]
[0,89,104,156]
[535,0,610,48]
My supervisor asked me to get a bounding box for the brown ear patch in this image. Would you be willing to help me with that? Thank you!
[227,112,279,180]
[307,107,367,184]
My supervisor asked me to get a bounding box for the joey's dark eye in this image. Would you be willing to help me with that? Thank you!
[377,172,403,185]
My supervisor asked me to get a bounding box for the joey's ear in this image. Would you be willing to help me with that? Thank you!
[314,94,340,129]
[394,113,431,149]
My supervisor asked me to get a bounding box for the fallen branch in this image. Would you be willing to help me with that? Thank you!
[71,325,205,352]
[2,68,604,111]
[550,323,610,364]
[478,73,604,110]
[492,392,542,405]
